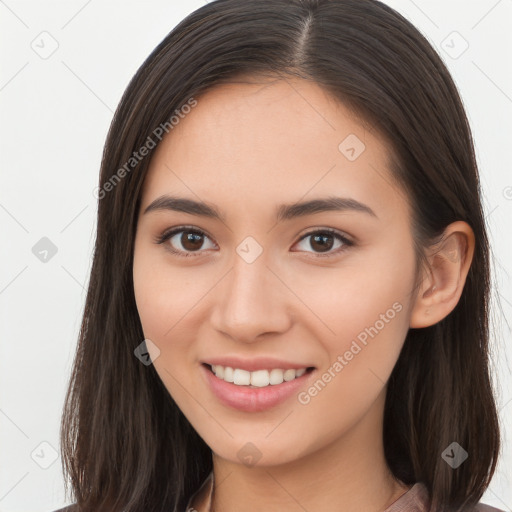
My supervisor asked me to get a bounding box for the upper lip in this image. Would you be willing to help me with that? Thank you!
[203,356,315,372]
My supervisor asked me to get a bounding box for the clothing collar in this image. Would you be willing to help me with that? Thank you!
[185,472,429,512]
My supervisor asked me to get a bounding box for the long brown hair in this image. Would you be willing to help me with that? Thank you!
[60,1,501,511]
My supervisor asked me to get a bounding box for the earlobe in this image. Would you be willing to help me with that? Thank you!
[409,221,475,328]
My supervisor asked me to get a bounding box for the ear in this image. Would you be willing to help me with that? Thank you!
[409,221,475,328]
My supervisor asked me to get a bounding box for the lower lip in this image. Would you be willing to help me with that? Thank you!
[201,364,315,412]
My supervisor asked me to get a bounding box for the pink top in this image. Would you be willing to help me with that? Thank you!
[184,472,505,512]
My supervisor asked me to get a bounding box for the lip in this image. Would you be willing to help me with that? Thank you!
[201,363,316,412]
[202,356,315,372]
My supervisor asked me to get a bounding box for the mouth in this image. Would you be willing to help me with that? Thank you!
[203,363,316,389]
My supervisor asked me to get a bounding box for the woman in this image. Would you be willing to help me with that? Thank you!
[56,1,505,511]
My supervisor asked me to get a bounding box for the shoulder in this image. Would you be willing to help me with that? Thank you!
[388,483,506,512]
[473,503,507,512]
[51,505,78,512]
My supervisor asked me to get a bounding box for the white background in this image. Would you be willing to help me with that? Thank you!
[0,1,510,511]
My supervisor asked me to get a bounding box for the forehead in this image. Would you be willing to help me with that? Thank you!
[140,77,406,222]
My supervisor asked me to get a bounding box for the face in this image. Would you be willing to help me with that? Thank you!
[133,76,419,467]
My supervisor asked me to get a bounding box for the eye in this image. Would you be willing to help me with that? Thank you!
[155,226,353,259]
[155,226,216,257]
[292,228,353,257]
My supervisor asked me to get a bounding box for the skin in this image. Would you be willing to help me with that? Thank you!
[132,76,474,512]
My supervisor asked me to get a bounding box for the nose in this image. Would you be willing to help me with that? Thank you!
[209,253,292,343]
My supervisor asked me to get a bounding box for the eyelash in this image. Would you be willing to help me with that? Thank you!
[154,225,354,259]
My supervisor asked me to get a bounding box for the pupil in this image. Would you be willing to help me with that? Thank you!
[311,234,333,252]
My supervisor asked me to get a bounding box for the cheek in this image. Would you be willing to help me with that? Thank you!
[132,245,204,406]
[293,264,412,438]
[133,251,173,340]
[289,244,415,413]
[289,247,415,346]
[133,242,210,341]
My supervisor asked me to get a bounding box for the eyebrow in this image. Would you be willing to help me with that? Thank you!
[143,194,377,221]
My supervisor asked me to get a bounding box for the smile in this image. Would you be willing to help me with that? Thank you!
[208,364,314,388]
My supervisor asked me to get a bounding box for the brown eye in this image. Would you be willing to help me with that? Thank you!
[309,233,335,252]
[293,229,353,256]
[157,227,216,257]
[180,232,205,251]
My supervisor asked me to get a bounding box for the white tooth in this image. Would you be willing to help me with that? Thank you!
[233,369,251,385]
[283,369,296,381]
[224,366,234,382]
[212,365,307,386]
[269,369,284,385]
[251,370,270,387]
